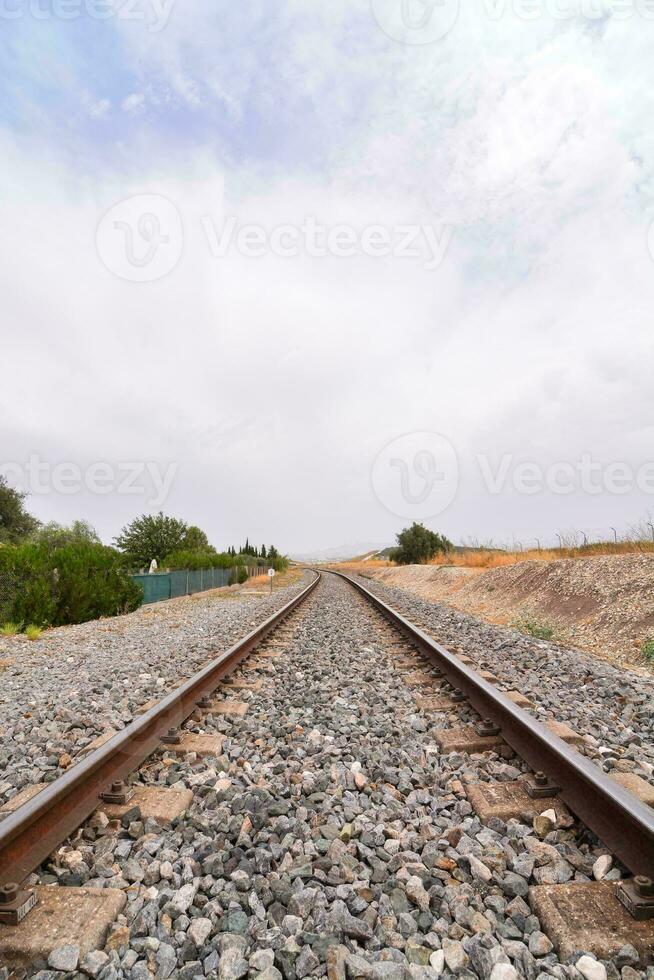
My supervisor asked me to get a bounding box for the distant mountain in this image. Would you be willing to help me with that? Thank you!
[290,542,391,563]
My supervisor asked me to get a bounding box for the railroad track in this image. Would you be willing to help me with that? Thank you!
[0,569,653,976]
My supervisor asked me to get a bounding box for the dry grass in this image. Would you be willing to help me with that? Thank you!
[429,541,654,570]
[333,541,654,574]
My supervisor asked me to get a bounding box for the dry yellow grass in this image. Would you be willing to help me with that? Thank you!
[429,541,654,569]
[335,541,654,573]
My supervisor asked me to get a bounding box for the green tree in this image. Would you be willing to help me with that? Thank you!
[392,523,452,565]
[114,513,189,567]
[261,544,267,559]
[182,526,212,551]
[31,520,100,549]
[0,476,40,544]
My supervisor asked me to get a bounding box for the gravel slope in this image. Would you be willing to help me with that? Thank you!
[8,573,648,980]
[361,557,654,673]
[0,574,312,807]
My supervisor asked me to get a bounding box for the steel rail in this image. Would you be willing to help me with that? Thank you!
[0,571,321,889]
[331,570,654,880]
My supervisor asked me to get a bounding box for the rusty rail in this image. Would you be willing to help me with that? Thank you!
[332,570,654,881]
[0,571,320,888]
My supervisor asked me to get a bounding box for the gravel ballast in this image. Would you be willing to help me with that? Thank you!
[0,574,311,806]
[349,573,654,793]
[5,572,651,980]
[359,557,654,673]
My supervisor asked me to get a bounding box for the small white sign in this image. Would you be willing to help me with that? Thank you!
[268,568,275,577]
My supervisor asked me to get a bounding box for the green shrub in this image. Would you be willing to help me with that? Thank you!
[25,625,43,641]
[230,565,249,585]
[0,622,20,636]
[30,520,100,549]
[0,476,40,543]
[0,541,142,628]
[642,638,654,662]
[514,617,555,641]
[52,543,143,624]
[163,549,235,571]
[392,523,453,565]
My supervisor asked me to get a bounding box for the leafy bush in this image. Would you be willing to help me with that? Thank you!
[0,476,40,544]
[514,617,555,641]
[0,541,142,628]
[392,523,453,565]
[642,638,654,662]
[163,549,235,571]
[30,520,100,549]
[230,565,249,585]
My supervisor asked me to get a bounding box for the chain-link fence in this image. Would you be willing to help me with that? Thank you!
[131,564,269,605]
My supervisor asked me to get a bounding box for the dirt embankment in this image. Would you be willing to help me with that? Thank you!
[358,555,654,672]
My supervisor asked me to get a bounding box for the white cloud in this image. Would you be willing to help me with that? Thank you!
[85,97,111,119]
[3,4,654,550]
[121,92,147,114]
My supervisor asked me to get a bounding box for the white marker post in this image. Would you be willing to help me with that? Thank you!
[268,567,275,594]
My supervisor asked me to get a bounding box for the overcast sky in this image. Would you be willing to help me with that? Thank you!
[2,1,653,556]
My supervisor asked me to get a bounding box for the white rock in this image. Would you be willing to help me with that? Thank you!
[490,966,519,980]
[81,950,109,977]
[576,955,608,980]
[592,854,613,880]
[168,882,195,914]
[250,949,275,972]
[282,914,303,936]
[48,945,80,972]
[187,916,212,947]
[429,950,445,974]
[469,855,493,882]
[405,875,430,911]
